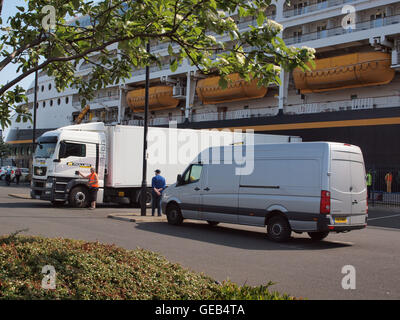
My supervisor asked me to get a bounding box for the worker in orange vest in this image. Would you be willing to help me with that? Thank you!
[385,172,393,193]
[78,167,99,209]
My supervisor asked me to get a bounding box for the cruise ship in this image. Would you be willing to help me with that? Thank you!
[6,0,400,178]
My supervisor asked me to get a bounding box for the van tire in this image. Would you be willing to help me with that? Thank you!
[166,204,183,225]
[308,232,329,241]
[267,216,291,242]
[207,221,219,226]
[69,186,89,208]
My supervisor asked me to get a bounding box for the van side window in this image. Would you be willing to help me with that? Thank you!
[60,142,86,158]
[183,164,202,184]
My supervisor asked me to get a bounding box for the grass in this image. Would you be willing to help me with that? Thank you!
[0,234,295,300]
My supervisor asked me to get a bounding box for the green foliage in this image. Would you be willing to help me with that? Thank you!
[0,0,315,128]
[0,235,295,300]
[0,136,12,158]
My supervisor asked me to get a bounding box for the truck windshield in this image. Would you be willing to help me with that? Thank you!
[35,143,57,158]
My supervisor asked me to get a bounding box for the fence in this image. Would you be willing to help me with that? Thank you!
[367,168,400,207]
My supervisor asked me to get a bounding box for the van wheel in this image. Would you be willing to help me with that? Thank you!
[308,232,329,241]
[166,204,183,225]
[207,221,219,226]
[69,186,89,208]
[267,216,291,242]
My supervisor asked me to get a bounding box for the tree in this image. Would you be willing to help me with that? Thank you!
[0,136,11,158]
[0,0,315,128]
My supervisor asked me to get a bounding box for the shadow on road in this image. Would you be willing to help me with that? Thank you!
[0,201,52,209]
[134,221,352,251]
[367,207,400,230]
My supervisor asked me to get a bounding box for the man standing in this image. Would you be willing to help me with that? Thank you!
[366,171,372,199]
[15,168,22,185]
[385,172,393,193]
[5,166,11,186]
[151,169,166,217]
[78,167,99,210]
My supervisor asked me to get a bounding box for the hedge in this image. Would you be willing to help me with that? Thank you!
[0,234,294,300]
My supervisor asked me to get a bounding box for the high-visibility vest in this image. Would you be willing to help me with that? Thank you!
[385,173,393,183]
[88,172,99,188]
[366,173,372,186]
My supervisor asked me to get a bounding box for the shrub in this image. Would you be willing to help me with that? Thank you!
[0,235,294,300]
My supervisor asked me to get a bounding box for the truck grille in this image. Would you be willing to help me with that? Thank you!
[34,166,47,176]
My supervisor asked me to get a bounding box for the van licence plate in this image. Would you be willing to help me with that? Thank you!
[335,217,348,224]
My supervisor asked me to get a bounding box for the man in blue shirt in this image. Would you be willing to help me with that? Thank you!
[151,169,166,216]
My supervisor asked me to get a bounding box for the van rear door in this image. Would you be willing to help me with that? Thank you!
[330,145,367,223]
[330,151,352,215]
[349,152,368,218]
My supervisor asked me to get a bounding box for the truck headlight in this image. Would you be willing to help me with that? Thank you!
[45,182,53,189]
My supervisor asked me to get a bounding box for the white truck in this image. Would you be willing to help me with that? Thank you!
[31,122,301,208]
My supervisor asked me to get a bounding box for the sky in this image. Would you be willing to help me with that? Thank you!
[1,0,34,91]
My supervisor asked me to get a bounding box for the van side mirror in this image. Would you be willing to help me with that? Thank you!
[53,159,61,163]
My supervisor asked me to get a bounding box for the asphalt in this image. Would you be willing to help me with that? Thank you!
[1,183,400,300]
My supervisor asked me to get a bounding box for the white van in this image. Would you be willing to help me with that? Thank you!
[161,142,368,242]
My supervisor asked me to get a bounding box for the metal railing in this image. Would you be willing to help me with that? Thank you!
[283,0,354,18]
[284,14,400,45]
[368,168,400,207]
[72,95,120,107]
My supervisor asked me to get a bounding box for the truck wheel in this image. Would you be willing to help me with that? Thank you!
[166,204,183,225]
[267,216,291,242]
[138,189,153,208]
[69,186,89,208]
[207,221,219,226]
[308,232,329,241]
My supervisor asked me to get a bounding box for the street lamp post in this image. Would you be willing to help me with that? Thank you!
[140,42,151,216]
[32,69,38,155]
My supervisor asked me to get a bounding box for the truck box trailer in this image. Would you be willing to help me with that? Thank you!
[31,122,301,208]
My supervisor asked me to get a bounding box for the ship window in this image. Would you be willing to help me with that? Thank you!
[59,142,86,158]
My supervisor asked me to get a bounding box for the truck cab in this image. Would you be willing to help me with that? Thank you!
[31,123,106,207]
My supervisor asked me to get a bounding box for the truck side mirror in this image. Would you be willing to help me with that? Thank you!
[177,174,182,185]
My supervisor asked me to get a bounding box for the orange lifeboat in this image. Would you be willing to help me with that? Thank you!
[127,86,179,112]
[293,52,395,94]
[196,73,268,105]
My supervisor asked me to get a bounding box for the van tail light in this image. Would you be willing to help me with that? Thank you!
[320,190,331,214]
